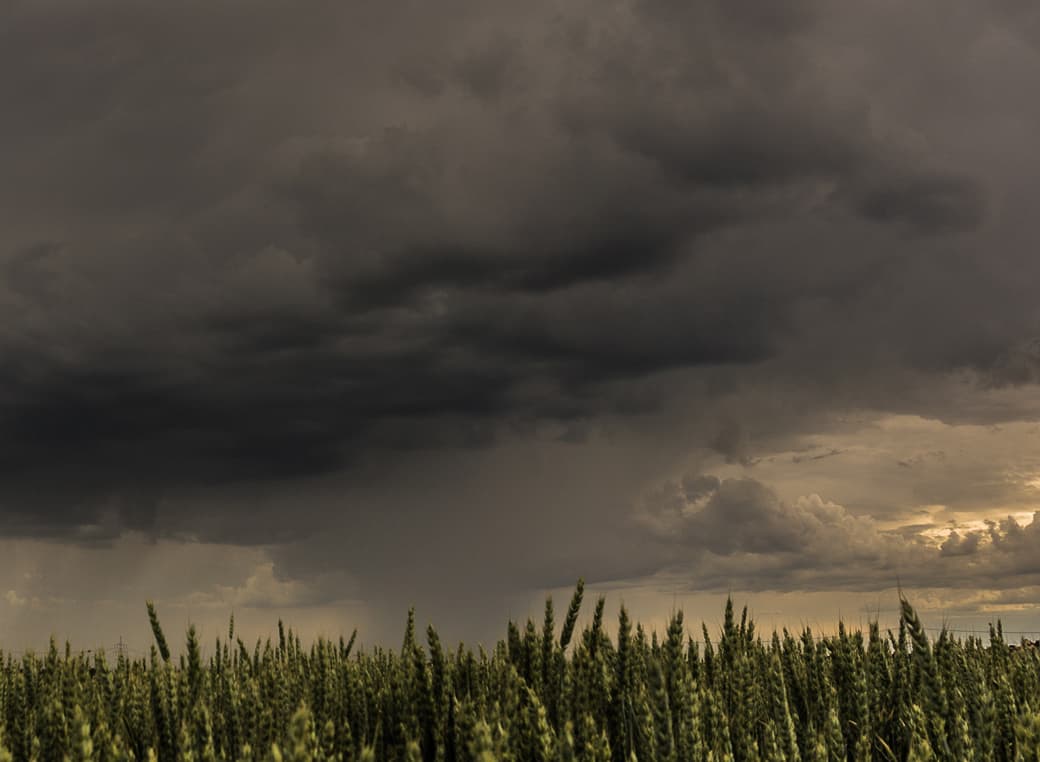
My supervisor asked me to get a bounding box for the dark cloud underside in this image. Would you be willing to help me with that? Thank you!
[1,0,1039,635]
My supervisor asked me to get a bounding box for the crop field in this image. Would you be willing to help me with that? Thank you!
[0,583,1038,761]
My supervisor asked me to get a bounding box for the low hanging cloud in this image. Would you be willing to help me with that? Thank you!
[635,473,1040,594]
[200,563,358,610]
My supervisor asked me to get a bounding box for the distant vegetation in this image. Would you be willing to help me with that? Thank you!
[0,582,1038,760]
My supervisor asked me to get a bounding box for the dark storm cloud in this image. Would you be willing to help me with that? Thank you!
[852,170,986,233]
[0,0,1034,557]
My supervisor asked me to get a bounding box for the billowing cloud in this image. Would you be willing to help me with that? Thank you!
[636,471,1040,596]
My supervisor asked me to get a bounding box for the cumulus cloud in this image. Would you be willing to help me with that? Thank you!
[636,472,1040,595]
[940,530,982,557]
[636,475,913,586]
[198,563,358,610]
[4,591,28,609]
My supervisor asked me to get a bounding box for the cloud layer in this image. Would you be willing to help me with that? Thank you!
[1,0,1040,643]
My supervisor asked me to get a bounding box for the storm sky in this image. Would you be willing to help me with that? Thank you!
[3,0,1040,651]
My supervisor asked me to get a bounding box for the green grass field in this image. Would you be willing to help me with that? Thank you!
[1,582,1038,761]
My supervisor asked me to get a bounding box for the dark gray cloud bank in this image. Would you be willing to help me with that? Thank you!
[2,0,1040,642]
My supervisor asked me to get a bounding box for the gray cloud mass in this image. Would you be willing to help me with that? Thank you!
[2,0,1040,643]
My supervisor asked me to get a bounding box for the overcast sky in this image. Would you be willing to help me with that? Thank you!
[3,0,1040,652]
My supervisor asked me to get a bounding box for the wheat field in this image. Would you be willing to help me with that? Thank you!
[0,583,1038,761]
